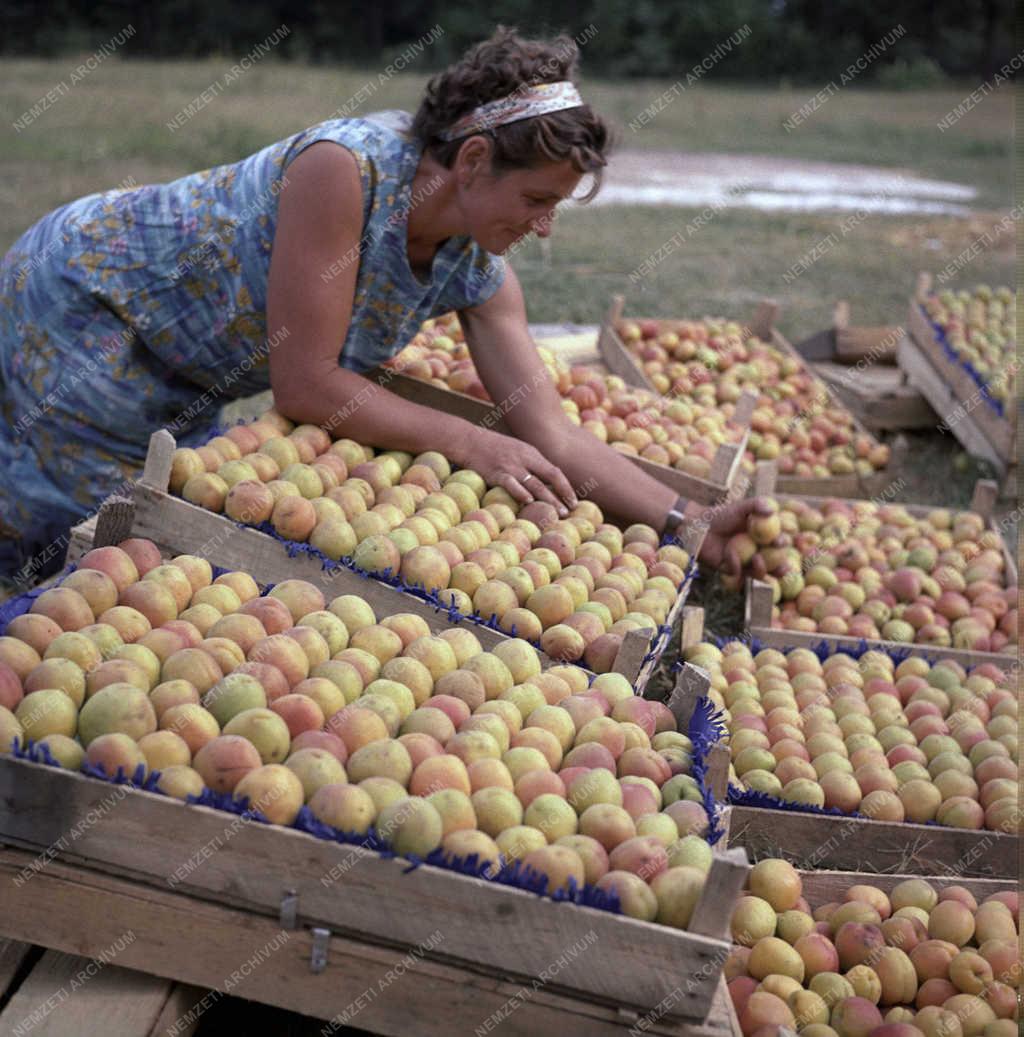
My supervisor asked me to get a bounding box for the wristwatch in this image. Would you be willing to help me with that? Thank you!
[662,495,692,539]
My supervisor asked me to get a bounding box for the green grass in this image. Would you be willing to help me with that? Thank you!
[2,57,1013,345]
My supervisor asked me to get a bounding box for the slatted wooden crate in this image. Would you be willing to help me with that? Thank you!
[742,474,1018,668]
[598,297,897,499]
[0,754,747,1035]
[62,435,703,696]
[365,363,756,508]
[899,272,1016,489]
[673,606,1019,879]
[796,301,936,434]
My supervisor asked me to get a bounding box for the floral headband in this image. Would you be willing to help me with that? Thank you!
[438,80,584,142]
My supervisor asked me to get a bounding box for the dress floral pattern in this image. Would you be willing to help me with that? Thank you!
[0,111,506,579]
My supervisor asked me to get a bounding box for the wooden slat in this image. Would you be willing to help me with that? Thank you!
[835,326,900,365]
[744,622,1019,671]
[0,848,736,1037]
[660,664,710,728]
[369,366,746,504]
[729,805,1017,879]
[0,948,177,1037]
[687,849,749,942]
[596,303,656,391]
[130,483,516,654]
[613,628,655,686]
[93,496,136,549]
[798,868,1016,906]
[0,757,731,1023]
[897,335,1007,471]
[141,430,175,492]
[906,296,1015,452]
[903,296,1014,459]
[704,745,731,802]
[814,362,936,433]
[0,938,36,1000]
[679,607,705,652]
[147,984,205,1037]
[66,514,99,565]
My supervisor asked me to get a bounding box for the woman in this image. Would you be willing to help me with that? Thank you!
[0,27,764,582]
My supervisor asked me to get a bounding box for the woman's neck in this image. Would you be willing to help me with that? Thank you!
[406,152,464,248]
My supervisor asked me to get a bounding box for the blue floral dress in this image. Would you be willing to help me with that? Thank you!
[0,111,506,581]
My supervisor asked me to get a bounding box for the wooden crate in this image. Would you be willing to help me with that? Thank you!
[795,301,936,434]
[743,475,1018,668]
[599,297,896,499]
[900,272,1016,475]
[366,364,756,508]
[0,928,740,1037]
[675,607,1019,879]
[61,438,700,697]
[0,754,747,1034]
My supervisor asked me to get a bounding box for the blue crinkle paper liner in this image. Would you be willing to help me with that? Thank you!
[9,738,623,915]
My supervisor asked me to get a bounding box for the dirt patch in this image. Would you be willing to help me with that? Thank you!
[589,151,978,216]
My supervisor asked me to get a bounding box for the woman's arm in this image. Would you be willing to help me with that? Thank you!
[266,142,482,456]
[265,143,579,514]
[458,269,678,527]
[459,268,776,569]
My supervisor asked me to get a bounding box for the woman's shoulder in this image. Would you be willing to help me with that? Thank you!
[279,111,416,171]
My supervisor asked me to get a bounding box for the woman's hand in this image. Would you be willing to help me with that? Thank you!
[455,428,578,516]
[697,496,777,578]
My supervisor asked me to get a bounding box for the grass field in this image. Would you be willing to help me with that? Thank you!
[2,57,1014,339]
[1,57,1016,613]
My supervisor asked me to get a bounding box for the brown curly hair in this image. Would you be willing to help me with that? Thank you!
[412,26,610,202]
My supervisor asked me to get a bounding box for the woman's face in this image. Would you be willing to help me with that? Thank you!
[454,138,583,254]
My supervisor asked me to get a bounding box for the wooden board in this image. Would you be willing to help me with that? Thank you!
[366,365,755,507]
[904,282,1014,463]
[728,803,1017,878]
[0,940,202,1037]
[797,868,1016,906]
[0,846,738,1037]
[813,361,935,433]
[0,755,741,1025]
[600,297,894,501]
[898,332,1011,474]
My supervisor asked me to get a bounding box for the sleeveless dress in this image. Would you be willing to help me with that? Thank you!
[0,111,506,582]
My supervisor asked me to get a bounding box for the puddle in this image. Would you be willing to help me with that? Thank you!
[583,151,977,216]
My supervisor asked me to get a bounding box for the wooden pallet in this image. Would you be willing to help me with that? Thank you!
[599,297,895,500]
[0,755,746,1034]
[0,936,206,1037]
[900,272,1016,476]
[64,431,704,694]
[674,607,1019,879]
[365,365,756,508]
[743,475,1018,668]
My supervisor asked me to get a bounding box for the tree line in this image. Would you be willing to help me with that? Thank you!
[0,0,1014,84]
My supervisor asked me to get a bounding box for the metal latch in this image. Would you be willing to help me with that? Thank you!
[310,928,330,973]
[279,889,298,929]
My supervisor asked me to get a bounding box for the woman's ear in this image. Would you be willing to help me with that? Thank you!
[454,135,494,186]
